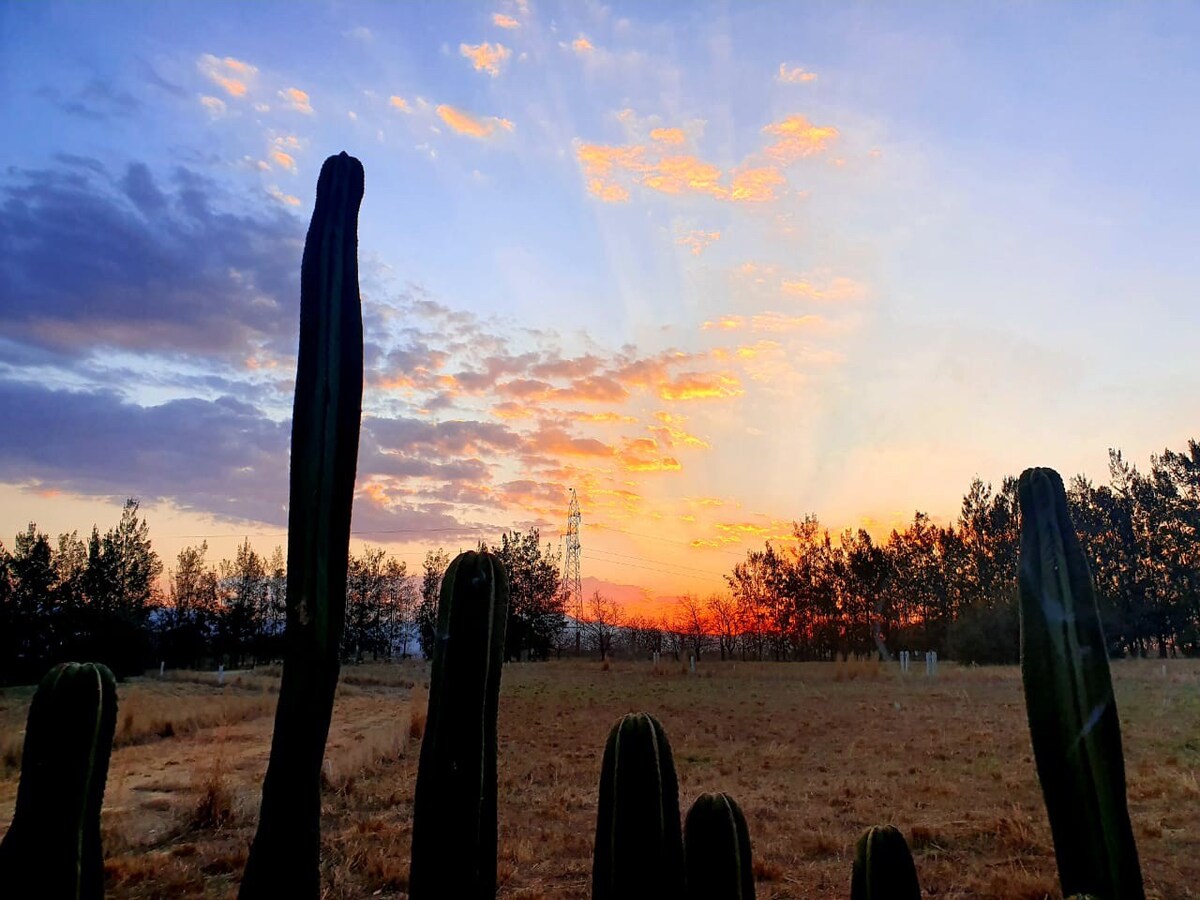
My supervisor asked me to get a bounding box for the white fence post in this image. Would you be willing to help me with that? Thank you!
[689,655,696,674]
[218,663,225,686]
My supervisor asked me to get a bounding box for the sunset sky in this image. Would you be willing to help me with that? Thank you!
[2,2,1198,613]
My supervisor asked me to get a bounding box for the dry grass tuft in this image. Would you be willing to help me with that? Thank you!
[189,757,235,832]
[408,683,428,743]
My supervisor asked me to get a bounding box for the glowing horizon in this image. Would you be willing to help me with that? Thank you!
[2,2,1198,618]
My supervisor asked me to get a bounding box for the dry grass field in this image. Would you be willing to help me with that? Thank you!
[1,657,1197,899]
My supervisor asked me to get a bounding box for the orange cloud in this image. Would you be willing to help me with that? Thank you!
[650,127,686,145]
[617,438,682,473]
[577,143,786,204]
[642,155,724,198]
[702,313,824,333]
[460,41,511,77]
[279,87,313,114]
[683,495,726,508]
[690,519,796,548]
[271,150,296,171]
[677,230,721,256]
[390,95,411,112]
[267,185,300,206]
[762,115,839,162]
[572,35,594,53]
[199,54,257,97]
[493,13,520,28]
[780,275,865,302]
[436,104,515,139]
[491,401,536,421]
[777,63,818,84]
[528,426,614,458]
[497,375,629,404]
[728,166,786,203]
[649,421,709,450]
[658,372,743,401]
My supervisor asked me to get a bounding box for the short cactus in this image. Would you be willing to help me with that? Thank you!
[850,825,921,900]
[409,550,510,899]
[0,662,118,900]
[239,152,365,899]
[593,712,685,900]
[1017,467,1144,899]
[684,792,754,900]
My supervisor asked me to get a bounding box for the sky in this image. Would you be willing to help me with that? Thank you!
[1,1,1198,616]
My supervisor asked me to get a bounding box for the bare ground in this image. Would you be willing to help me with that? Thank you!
[1,657,1196,899]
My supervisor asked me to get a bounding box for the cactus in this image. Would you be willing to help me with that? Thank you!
[1017,467,1143,900]
[0,662,118,900]
[850,825,921,900]
[409,550,510,899]
[684,792,755,900]
[593,712,685,900]
[239,152,365,899]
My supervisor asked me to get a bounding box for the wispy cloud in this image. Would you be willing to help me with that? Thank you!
[436,104,515,139]
[576,141,787,204]
[278,87,313,114]
[198,54,256,97]
[267,185,300,207]
[762,114,839,162]
[492,13,520,29]
[572,35,595,53]
[650,127,686,145]
[199,95,226,117]
[677,230,721,255]
[702,313,826,334]
[389,95,411,112]
[460,41,512,77]
[777,63,817,84]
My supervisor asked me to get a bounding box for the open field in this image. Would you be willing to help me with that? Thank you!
[2,658,1197,899]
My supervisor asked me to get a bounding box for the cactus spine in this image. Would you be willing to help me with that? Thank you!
[0,662,118,900]
[239,152,365,899]
[410,550,510,899]
[1017,467,1143,900]
[593,712,685,900]
[684,792,755,900]
[850,825,921,900]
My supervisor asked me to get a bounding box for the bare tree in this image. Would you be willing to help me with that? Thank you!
[583,590,624,661]
[675,593,712,662]
[706,592,740,661]
[659,613,684,661]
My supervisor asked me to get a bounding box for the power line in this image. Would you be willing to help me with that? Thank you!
[584,546,729,579]
[580,552,726,585]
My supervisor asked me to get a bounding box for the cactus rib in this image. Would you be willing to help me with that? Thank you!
[684,792,755,900]
[593,712,685,900]
[239,152,365,899]
[409,550,510,899]
[0,662,118,900]
[850,825,921,900]
[1017,467,1143,900]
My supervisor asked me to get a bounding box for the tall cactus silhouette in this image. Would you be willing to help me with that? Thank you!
[409,550,510,899]
[239,152,365,899]
[849,825,921,900]
[0,662,118,900]
[684,792,755,900]
[1017,467,1143,900]
[593,712,685,900]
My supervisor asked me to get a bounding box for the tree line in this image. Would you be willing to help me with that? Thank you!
[0,502,568,684]
[710,440,1200,663]
[4,437,1195,681]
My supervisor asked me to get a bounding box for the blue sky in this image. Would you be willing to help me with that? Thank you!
[2,1,1198,607]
